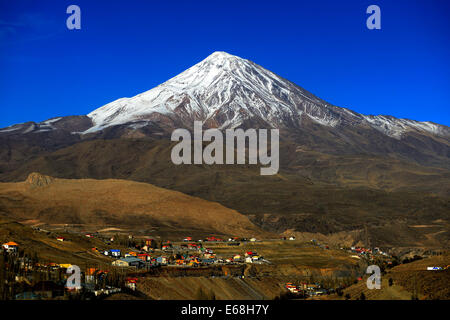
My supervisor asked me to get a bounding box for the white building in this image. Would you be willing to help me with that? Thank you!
[2,242,18,253]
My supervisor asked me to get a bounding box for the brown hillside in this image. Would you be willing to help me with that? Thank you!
[0,173,268,238]
[2,138,448,247]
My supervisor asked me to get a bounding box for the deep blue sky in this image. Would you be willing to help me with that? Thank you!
[0,0,449,128]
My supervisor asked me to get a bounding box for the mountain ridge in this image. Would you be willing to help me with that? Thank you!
[84,51,449,139]
[0,52,449,245]
[1,51,449,140]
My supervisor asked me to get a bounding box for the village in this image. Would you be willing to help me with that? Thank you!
[0,232,277,300]
[105,236,271,269]
[5,228,448,300]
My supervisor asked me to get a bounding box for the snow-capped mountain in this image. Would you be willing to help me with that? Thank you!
[1,52,449,244]
[84,51,449,139]
[1,51,448,140]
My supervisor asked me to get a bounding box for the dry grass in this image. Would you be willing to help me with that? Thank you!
[137,276,285,300]
[0,216,115,266]
[205,240,358,269]
[0,173,269,238]
[325,253,450,300]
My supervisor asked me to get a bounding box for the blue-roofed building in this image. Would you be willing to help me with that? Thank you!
[112,257,145,268]
[156,256,168,265]
[201,258,215,265]
[110,249,121,257]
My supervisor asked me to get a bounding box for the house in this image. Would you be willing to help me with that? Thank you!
[176,259,185,265]
[183,237,192,242]
[85,234,92,238]
[201,258,215,265]
[2,241,19,253]
[245,257,253,263]
[156,256,168,265]
[112,257,145,268]
[306,284,319,290]
[206,236,223,242]
[188,257,201,266]
[427,267,443,270]
[47,262,59,269]
[56,237,65,242]
[125,251,138,257]
[138,253,151,262]
[250,238,257,242]
[289,236,296,241]
[314,289,328,296]
[285,283,299,293]
[110,249,121,257]
[125,278,138,291]
[85,268,97,283]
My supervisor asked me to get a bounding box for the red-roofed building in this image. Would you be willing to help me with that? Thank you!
[138,253,151,262]
[2,241,18,253]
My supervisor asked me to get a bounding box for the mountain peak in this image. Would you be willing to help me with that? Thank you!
[189,51,252,77]
[86,51,303,131]
[84,52,450,139]
[205,51,238,60]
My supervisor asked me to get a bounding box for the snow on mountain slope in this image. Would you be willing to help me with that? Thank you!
[86,51,342,133]
[362,115,447,139]
[85,51,449,139]
[0,51,440,140]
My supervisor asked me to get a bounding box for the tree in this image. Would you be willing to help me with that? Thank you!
[359,292,366,300]
[388,278,393,287]
[345,293,351,300]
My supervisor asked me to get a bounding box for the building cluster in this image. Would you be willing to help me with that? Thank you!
[285,282,328,297]
[348,246,390,261]
[104,237,269,268]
